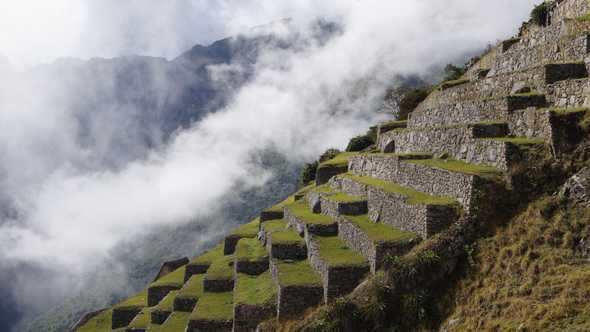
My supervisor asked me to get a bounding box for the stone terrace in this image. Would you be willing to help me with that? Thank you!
[76,1,590,331]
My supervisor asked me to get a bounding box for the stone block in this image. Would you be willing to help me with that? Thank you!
[111,307,141,329]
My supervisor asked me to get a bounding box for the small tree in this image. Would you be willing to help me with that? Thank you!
[398,88,430,120]
[442,64,466,82]
[319,148,341,163]
[346,135,374,152]
[300,161,318,186]
[531,2,549,26]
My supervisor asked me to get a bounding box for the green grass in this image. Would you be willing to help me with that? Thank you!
[546,107,589,116]
[340,174,457,206]
[231,218,260,238]
[406,158,503,178]
[205,255,234,281]
[310,184,335,194]
[485,137,545,145]
[76,309,112,332]
[314,236,367,267]
[149,312,190,332]
[151,266,186,288]
[190,292,233,321]
[128,307,153,328]
[576,12,590,22]
[189,243,224,266]
[271,230,305,245]
[176,274,204,300]
[154,290,177,312]
[326,191,365,203]
[235,238,268,263]
[234,271,277,306]
[319,152,359,168]
[114,290,147,309]
[379,120,408,132]
[261,219,289,234]
[439,78,470,90]
[286,200,335,225]
[345,215,417,243]
[358,152,433,160]
[275,259,322,287]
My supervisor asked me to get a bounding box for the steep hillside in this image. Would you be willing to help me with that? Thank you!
[74,0,590,331]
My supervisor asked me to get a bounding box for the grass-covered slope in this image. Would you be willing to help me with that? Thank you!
[442,198,590,331]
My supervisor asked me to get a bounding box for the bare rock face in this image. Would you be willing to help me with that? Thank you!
[558,167,590,206]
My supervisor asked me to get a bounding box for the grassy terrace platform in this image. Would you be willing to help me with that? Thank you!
[230,218,260,238]
[260,219,290,234]
[77,309,112,332]
[235,238,267,263]
[274,259,322,287]
[324,191,365,204]
[154,290,177,312]
[128,307,153,329]
[114,290,148,309]
[189,292,233,325]
[151,266,185,288]
[185,244,225,280]
[318,152,359,169]
[204,255,234,282]
[406,158,503,179]
[235,271,277,306]
[174,274,204,312]
[345,215,417,243]
[149,312,190,332]
[285,201,334,226]
[340,174,457,206]
[312,235,367,268]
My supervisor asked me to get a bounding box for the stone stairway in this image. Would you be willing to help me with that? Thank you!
[75,1,590,331]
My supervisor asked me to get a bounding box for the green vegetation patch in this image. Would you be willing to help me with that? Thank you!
[261,219,289,234]
[114,290,147,309]
[271,230,305,245]
[325,191,365,203]
[177,274,204,300]
[286,200,335,225]
[154,290,178,312]
[345,215,416,243]
[149,312,190,332]
[76,309,112,332]
[319,152,359,169]
[205,255,234,281]
[341,174,457,206]
[234,271,277,306]
[379,120,408,132]
[190,292,233,321]
[151,266,186,288]
[235,238,268,263]
[231,218,260,238]
[314,236,367,267]
[406,158,503,178]
[439,78,470,91]
[275,259,322,287]
[546,107,589,116]
[485,137,545,146]
[128,307,153,329]
[189,243,224,266]
[576,12,590,22]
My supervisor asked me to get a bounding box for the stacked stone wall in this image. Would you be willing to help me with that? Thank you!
[233,302,276,332]
[489,32,588,76]
[284,207,338,237]
[148,286,180,307]
[547,77,590,107]
[337,216,417,273]
[304,232,369,302]
[151,309,171,325]
[551,0,590,24]
[332,176,457,238]
[269,259,323,320]
[319,195,367,219]
[187,318,233,332]
[111,307,142,329]
[266,234,307,260]
[203,278,234,293]
[378,126,511,170]
[173,297,197,312]
[349,155,476,210]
